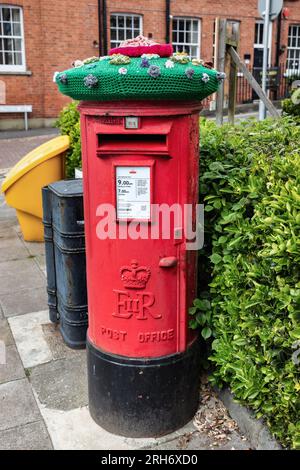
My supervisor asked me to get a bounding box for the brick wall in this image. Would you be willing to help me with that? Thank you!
[0,0,98,122]
[0,0,300,125]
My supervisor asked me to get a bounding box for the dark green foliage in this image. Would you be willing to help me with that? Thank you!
[198,117,300,448]
[282,98,300,119]
[282,86,300,118]
[55,101,81,178]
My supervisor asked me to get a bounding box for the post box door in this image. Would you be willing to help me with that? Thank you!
[82,115,197,358]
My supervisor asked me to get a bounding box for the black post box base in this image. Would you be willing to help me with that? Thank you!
[87,337,201,438]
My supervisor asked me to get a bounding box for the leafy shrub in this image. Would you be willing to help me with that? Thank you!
[196,117,300,448]
[55,101,81,177]
[282,83,300,118]
[282,97,300,119]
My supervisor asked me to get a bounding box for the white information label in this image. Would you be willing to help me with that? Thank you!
[116,166,151,220]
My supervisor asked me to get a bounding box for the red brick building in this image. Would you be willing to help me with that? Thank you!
[0,0,299,129]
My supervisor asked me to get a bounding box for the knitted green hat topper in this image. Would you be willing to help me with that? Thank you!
[55,37,225,102]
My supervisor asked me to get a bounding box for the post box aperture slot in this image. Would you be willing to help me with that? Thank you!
[97,134,168,155]
[114,162,154,222]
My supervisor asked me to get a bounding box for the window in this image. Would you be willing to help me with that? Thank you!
[253,20,272,67]
[0,5,25,72]
[172,17,200,59]
[110,14,142,48]
[254,21,264,47]
[286,25,300,74]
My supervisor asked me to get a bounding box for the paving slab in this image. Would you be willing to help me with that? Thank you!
[0,245,31,262]
[30,354,88,411]
[0,286,48,317]
[33,254,46,276]
[0,205,16,222]
[23,241,46,257]
[0,343,25,384]
[0,258,45,296]
[42,323,84,361]
[35,404,197,451]
[0,230,23,247]
[8,310,52,368]
[0,420,53,450]
[0,319,13,345]
[0,379,41,431]
[0,223,19,238]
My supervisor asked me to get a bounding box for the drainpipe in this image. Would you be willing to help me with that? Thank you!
[275,11,282,100]
[166,0,170,43]
[98,0,102,56]
[275,11,282,67]
[98,0,108,56]
[103,0,108,55]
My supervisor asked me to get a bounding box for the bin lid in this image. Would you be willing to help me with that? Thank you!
[1,135,70,193]
[49,178,83,197]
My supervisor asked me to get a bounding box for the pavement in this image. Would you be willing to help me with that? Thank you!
[0,127,255,450]
[0,128,59,171]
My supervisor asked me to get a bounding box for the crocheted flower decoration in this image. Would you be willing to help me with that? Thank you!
[58,73,68,85]
[109,54,131,65]
[216,71,226,81]
[192,58,204,66]
[72,60,84,68]
[201,73,210,83]
[185,68,195,79]
[147,65,161,78]
[83,56,99,64]
[171,52,190,64]
[140,57,150,68]
[165,59,174,69]
[118,67,128,75]
[141,53,160,59]
[84,74,98,88]
[86,63,97,69]
[53,71,59,83]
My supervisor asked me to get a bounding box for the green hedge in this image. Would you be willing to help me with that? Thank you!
[282,86,300,118]
[193,117,300,449]
[55,101,81,178]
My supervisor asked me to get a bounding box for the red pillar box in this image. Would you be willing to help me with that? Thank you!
[55,42,223,436]
[79,100,202,437]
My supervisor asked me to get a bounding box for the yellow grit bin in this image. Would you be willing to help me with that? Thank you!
[1,135,70,242]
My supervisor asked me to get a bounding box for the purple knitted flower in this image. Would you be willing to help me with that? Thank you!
[201,73,210,83]
[147,65,161,78]
[84,74,98,88]
[140,57,150,68]
[58,73,68,85]
[216,71,226,81]
[185,68,194,79]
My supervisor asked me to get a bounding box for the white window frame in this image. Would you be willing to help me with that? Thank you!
[110,13,143,49]
[286,24,300,76]
[172,17,201,59]
[254,20,272,66]
[254,20,264,48]
[0,4,26,72]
